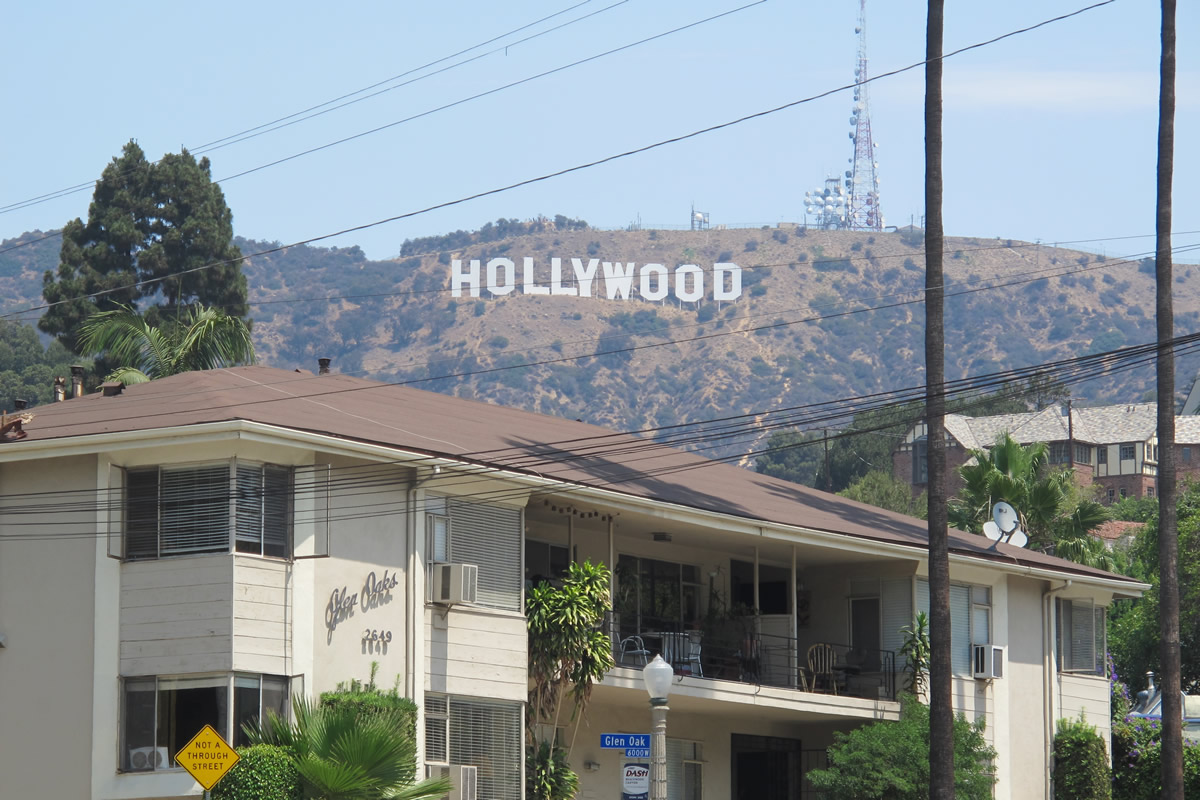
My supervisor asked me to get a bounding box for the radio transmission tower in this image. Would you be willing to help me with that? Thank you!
[846,0,882,230]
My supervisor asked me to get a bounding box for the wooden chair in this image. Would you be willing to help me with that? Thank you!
[807,643,838,695]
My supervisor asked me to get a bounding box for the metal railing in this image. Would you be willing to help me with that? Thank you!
[609,613,896,701]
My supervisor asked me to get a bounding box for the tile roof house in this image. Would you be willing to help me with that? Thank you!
[893,403,1196,504]
[0,366,1145,800]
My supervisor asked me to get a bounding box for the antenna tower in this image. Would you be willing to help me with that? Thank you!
[846,0,882,230]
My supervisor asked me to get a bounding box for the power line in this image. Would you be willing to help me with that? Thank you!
[3,323,1195,534]
[0,0,632,217]
[0,0,1112,300]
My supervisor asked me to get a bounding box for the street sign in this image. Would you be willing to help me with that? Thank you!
[175,724,240,791]
[601,733,650,749]
[625,747,650,758]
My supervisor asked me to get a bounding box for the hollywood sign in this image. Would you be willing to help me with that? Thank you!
[450,257,743,301]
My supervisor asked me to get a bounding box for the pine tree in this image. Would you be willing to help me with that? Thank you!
[39,141,248,353]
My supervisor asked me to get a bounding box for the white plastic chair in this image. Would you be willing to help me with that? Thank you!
[686,631,703,677]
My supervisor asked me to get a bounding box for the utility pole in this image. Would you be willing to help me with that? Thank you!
[923,2,954,799]
[1154,1,1183,795]
[824,429,832,492]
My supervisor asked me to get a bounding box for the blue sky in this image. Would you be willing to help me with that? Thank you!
[3,0,1196,261]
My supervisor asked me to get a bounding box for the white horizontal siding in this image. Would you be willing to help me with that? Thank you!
[120,555,233,675]
[425,607,527,701]
[1059,673,1111,743]
[233,555,289,673]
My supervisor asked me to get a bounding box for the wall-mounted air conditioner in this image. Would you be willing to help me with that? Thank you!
[432,563,478,605]
[128,746,169,770]
[425,763,477,800]
[972,644,1004,680]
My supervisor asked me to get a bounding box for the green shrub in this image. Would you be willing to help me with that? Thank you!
[1053,716,1110,799]
[319,679,419,741]
[1111,715,1200,800]
[212,744,301,800]
[807,694,995,800]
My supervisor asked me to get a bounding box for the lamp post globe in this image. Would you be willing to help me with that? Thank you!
[642,654,673,702]
[642,654,672,800]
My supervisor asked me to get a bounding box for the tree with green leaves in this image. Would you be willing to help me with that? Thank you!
[247,696,450,800]
[526,560,614,800]
[948,433,1113,569]
[40,141,248,353]
[839,470,928,519]
[754,429,824,488]
[78,303,254,384]
[806,694,996,800]
[0,320,77,409]
[1109,479,1200,695]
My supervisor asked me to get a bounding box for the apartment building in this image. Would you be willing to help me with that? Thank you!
[0,366,1144,799]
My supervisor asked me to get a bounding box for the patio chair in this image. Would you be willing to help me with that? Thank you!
[619,635,650,666]
[686,631,703,677]
[807,643,838,695]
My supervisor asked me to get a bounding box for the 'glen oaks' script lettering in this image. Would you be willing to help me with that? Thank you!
[450,258,743,302]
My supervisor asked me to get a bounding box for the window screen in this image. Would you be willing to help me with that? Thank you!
[425,695,449,764]
[125,462,293,560]
[917,579,986,675]
[1057,599,1105,674]
[448,697,522,800]
[448,500,523,610]
[667,739,702,800]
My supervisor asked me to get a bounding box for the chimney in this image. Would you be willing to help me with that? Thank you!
[318,357,331,375]
[70,365,85,399]
[53,377,66,402]
[13,399,27,411]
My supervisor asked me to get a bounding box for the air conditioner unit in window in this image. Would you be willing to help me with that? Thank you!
[973,644,1004,680]
[432,563,478,605]
[128,746,169,770]
[425,763,477,800]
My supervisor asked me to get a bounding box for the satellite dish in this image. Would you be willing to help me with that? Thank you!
[989,501,1028,548]
[992,502,1019,533]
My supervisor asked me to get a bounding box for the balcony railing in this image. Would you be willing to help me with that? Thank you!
[609,614,897,701]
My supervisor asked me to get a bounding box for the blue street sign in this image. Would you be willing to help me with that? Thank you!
[601,734,650,750]
[625,747,650,758]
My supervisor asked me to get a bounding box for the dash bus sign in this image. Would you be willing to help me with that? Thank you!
[451,258,743,302]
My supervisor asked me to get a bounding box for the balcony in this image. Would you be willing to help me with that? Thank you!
[610,614,898,701]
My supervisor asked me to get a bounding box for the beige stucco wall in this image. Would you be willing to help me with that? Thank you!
[0,455,99,799]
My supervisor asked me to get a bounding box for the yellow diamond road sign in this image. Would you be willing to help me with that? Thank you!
[175,724,240,791]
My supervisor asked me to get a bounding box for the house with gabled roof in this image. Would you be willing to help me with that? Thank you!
[0,365,1145,800]
[895,403,1168,503]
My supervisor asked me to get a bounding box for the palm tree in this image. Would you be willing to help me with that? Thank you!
[77,303,255,384]
[249,698,451,800]
[948,434,1111,568]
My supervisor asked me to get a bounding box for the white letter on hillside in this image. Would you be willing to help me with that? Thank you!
[550,258,578,296]
[675,264,704,302]
[487,258,515,296]
[451,259,480,297]
[571,258,599,297]
[602,262,635,300]
[713,262,743,300]
[523,257,549,295]
[640,263,668,301]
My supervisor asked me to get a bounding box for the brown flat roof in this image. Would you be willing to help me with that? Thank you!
[11,366,1138,584]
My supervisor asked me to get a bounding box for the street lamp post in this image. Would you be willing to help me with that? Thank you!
[642,654,673,800]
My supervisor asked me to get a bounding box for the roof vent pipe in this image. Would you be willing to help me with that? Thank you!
[70,365,85,398]
[318,357,331,375]
[53,377,66,402]
[13,399,27,411]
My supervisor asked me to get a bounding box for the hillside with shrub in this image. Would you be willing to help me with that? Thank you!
[3,221,1197,462]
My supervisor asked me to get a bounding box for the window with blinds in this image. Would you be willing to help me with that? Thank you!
[426,497,522,611]
[917,579,989,676]
[124,461,293,560]
[1056,598,1106,674]
[666,739,703,800]
[424,695,522,800]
